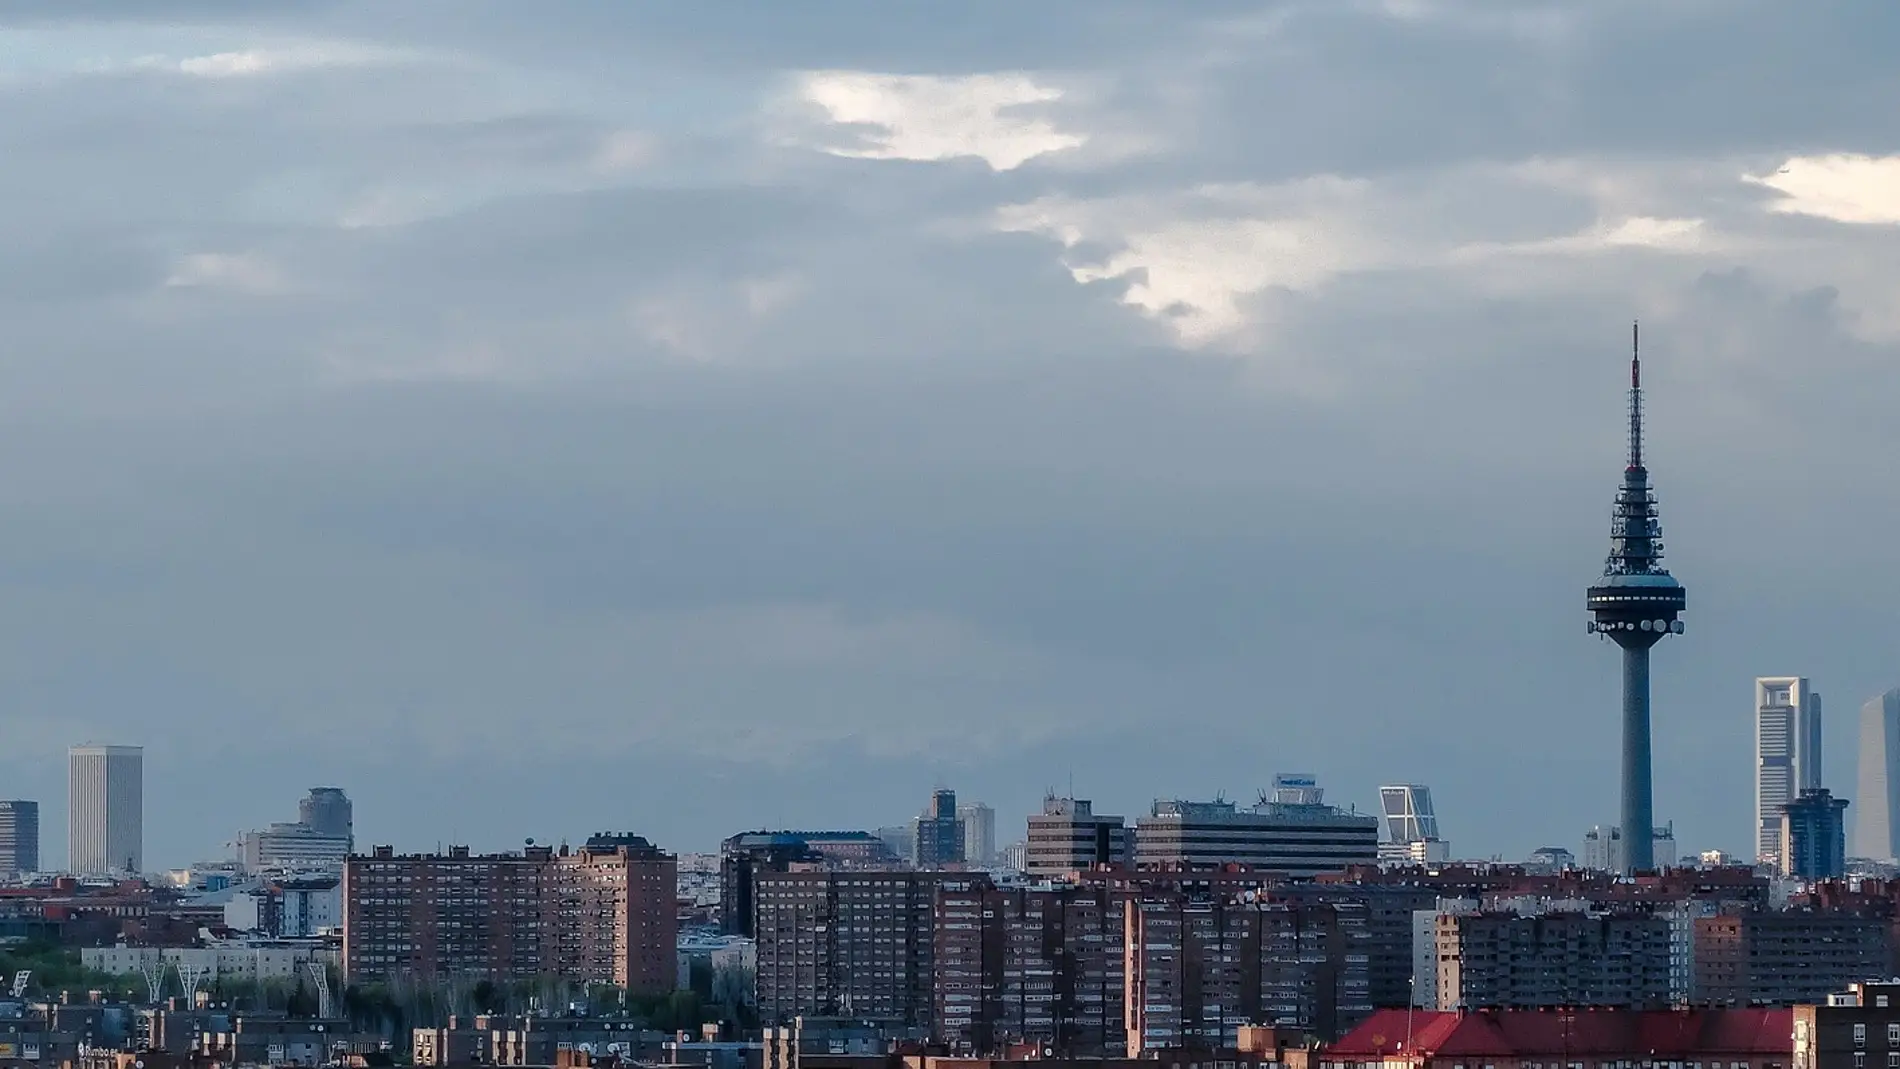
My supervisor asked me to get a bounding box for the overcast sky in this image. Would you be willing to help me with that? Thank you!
[1,0,1898,868]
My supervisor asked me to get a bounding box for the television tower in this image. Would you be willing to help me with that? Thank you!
[1585,323,1685,873]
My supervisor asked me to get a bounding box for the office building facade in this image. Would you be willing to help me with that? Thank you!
[1377,784,1450,865]
[1858,690,1900,862]
[238,823,351,873]
[297,787,353,843]
[914,789,965,868]
[957,803,995,867]
[67,744,142,876]
[1025,796,1129,877]
[1782,788,1850,879]
[238,787,355,873]
[0,800,39,877]
[1135,779,1377,877]
[1758,676,1823,865]
[1582,823,1677,872]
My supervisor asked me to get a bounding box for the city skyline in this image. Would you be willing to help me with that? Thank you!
[18,704,1900,868]
[0,3,1899,864]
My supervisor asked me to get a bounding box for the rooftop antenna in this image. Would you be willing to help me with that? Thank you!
[1629,320,1643,470]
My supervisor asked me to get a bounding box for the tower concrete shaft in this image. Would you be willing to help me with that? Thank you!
[1586,323,1684,874]
[1622,645,1652,871]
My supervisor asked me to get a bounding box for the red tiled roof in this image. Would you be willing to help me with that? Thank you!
[1327,1010,1477,1057]
[1327,1009,1793,1059]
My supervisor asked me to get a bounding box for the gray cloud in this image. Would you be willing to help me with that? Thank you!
[0,1,1895,866]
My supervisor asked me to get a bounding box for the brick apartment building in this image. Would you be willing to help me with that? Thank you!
[1427,909,1675,1010]
[1123,894,1371,1055]
[343,833,676,994]
[1794,981,1900,1069]
[932,880,1127,1056]
[756,870,1375,1053]
[1695,911,1890,1006]
[753,870,962,1028]
[741,862,1897,1059]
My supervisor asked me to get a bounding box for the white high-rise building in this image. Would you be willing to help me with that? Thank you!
[68,744,143,876]
[1857,689,1900,862]
[957,803,995,866]
[1756,677,1822,866]
[1582,823,1675,872]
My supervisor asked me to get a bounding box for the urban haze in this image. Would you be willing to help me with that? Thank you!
[2,0,1900,869]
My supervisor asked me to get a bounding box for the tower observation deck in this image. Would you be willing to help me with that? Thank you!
[1585,323,1685,873]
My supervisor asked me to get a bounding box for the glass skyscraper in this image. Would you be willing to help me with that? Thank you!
[1755,677,1821,866]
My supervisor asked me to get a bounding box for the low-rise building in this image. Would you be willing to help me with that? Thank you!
[1795,981,1900,1069]
[1321,1006,1795,1069]
[81,942,336,985]
[413,1015,666,1066]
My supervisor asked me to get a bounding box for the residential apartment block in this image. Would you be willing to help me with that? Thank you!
[1124,893,1371,1055]
[753,869,957,1028]
[1422,907,1674,1010]
[933,880,1126,1056]
[1794,980,1900,1069]
[342,833,676,994]
[1694,910,1890,1006]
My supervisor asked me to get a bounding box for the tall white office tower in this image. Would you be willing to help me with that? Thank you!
[1755,678,1821,866]
[68,745,143,876]
[957,803,996,866]
[1857,689,1900,862]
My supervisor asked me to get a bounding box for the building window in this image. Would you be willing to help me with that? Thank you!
[1890,1025,1900,1045]
[1859,1025,1869,1048]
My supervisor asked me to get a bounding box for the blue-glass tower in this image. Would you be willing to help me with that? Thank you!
[1586,324,1686,873]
